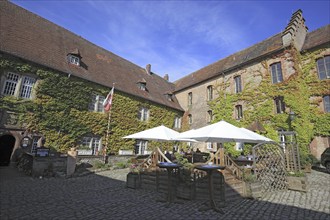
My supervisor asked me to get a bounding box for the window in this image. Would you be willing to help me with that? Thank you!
[174,116,181,129]
[207,142,213,150]
[138,107,149,121]
[207,86,213,101]
[188,114,192,124]
[135,140,148,155]
[188,92,192,106]
[207,110,213,123]
[270,62,283,84]
[2,72,36,99]
[79,136,101,155]
[67,54,80,66]
[88,94,105,112]
[165,93,173,101]
[31,136,41,154]
[138,82,146,91]
[274,96,285,113]
[234,76,242,93]
[235,105,243,119]
[323,95,330,112]
[317,56,330,80]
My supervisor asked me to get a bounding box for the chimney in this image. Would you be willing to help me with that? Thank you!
[145,64,151,75]
[164,74,169,81]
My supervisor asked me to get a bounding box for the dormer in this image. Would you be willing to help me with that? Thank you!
[164,91,174,101]
[67,48,81,66]
[137,78,147,91]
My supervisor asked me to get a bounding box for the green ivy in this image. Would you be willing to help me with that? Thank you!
[210,48,329,160]
[0,58,182,154]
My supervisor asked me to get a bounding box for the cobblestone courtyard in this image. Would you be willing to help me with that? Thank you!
[1,165,329,220]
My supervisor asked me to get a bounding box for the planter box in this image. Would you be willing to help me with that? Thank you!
[244,181,263,199]
[176,184,195,200]
[287,176,307,192]
[126,173,141,189]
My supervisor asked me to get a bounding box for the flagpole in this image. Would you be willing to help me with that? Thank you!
[103,83,115,163]
[104,109,112,163]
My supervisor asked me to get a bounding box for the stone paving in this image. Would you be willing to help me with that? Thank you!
[1,165,330,220]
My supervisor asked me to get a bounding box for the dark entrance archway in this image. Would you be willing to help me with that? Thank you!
[0,135,16,166]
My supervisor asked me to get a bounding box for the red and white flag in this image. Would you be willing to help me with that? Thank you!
[103,86,114,112]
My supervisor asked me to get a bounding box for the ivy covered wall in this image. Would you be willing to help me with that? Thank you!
[209,47,330,159]
[0,56,182,154]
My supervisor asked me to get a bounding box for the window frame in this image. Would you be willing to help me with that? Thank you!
[323,95,330,113]
[188,114,192,125]
[235,105,243,120]
[67,54,80,66]
[270,62,283,84]
[234,75,242,93]
[174,116,182,129]
[1,72,36,99]
[188,92,193,106]
[138,82,146,91]
[206,142,213,150]
[316,56,330,80]
[274,96,286,114]
[207,85,213,101]
[135,140,148,155]
[78,136,102,155]
[207,110,213,123]
[88,94,105,113]
[138,107,149,121]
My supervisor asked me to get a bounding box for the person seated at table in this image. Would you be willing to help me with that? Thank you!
[165,151,172,161]
[237,152,247,160]
[195,148,201,153]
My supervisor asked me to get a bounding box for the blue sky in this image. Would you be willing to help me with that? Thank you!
[12,0,330,82]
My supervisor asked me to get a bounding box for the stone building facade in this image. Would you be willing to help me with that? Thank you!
[0,1,329,165]
[174,10,330,159]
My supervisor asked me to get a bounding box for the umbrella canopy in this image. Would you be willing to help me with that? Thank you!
[123,125,179,141]
[172,129,199,142]
[240,128,273,142]
[178,120,269,143]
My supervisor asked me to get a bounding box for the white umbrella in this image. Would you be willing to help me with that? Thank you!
[123,125,179,141]
[239,128,274,143]
[178,120,268,143]
[171,129,198,142]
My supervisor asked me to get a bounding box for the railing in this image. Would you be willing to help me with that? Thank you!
[206,148,244,180]
[136,147,171,170]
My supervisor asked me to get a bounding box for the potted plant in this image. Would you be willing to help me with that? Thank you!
[243,173,263,199]
[174,153,196,200]
[287,171,307,192]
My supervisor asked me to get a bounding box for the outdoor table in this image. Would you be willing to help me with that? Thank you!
[157,162,182,207]
[195,164,226,213]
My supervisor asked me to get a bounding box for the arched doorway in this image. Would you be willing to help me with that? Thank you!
[0,135,16,166]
